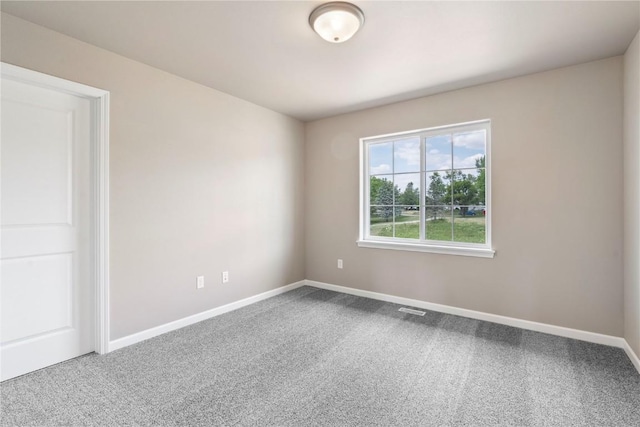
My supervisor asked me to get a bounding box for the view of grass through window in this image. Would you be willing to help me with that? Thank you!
[367,122,488,245]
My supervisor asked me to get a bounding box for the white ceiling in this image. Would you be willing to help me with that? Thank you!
[2,1,639,122]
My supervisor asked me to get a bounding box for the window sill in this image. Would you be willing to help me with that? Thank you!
[356,239,495,258]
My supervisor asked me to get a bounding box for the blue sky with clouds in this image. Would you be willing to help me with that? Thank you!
[369,130,485,198]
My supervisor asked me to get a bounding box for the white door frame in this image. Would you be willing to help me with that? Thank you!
[1,62,110,355]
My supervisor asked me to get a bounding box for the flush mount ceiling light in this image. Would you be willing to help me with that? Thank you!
[309,2,364,43]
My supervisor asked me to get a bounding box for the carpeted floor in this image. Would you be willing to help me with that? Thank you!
[1,286,639,426]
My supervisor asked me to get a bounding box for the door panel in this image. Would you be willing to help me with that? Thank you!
[2,254,73,343]
[1,77,93,381]
[1,99,72,225]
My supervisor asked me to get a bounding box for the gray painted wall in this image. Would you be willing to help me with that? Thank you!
[1,12,634,347]
[1,13,306,340]
[305,57,624,337]
[624,31,640,358]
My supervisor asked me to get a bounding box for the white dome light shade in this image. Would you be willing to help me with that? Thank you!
[309,2,364,43]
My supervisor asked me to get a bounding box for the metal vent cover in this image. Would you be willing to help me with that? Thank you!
[399,307,426,316]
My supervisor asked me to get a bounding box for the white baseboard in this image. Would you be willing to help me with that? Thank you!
[623,340,640,374]
[305,280,627,349]
[108,280,306,352]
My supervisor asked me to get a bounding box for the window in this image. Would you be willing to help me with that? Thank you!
[358,120,494,258]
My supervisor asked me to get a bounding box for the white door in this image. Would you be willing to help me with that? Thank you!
[1,77,94,381]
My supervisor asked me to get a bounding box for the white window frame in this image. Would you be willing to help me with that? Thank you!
[357,119,495,258]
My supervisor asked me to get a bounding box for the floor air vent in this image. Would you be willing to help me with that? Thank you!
[399,307,426,316]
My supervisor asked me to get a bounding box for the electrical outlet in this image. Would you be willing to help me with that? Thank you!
[196,276,205,289]
[337,259,343,269]
[222,271,229,283]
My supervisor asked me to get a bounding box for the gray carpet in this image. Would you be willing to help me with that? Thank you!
[1,286,639,426]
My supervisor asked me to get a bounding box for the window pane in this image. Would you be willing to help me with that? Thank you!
[454,206,486,243]
[369,142,392,175]
[425,207,452,241]
[453,130,485,170]
[375,205,399,223]
[424,205,448,221]
[370,175,394,205]
[394,207,419,239]
[425,134,452,171]
[475,167,486,206]
[425,171,451,206]
[395,173,420,207]
[369,206,393,237]
[393,137,420,173]
[394,222,420,239]
[450,169,479,209]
